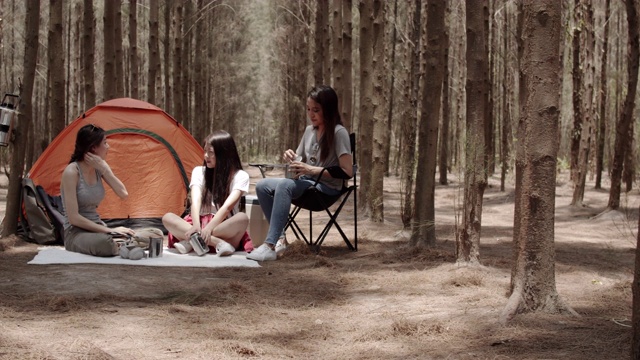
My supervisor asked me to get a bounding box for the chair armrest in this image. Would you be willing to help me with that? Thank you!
[326,166,351,180]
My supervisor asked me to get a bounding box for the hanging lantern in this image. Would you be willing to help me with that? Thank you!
[0,94,20,147]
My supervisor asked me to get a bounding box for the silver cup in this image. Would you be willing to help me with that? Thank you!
[148,237,163,258]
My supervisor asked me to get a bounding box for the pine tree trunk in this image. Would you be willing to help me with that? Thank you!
[571,1,595,207]
[438,2,450,186]
[341,0,353,130]
[400,0,420,228]
[129,0,139,100]
[83,0,96,107]
[570,0,582,185]
[148,0,159,105]
[411,0,445,247]
[595,0,611,190]
[48,0,65,138]
[104,0,117,101]
[457,0,488,263]
[633,202,640,358]
[370,0,387,222]
[608,0,639,209]
[115,0,124,97]
[163,0,172,113]
[314,1,327,84]
[172,2,183,123]
[358,0,374,216]
[2,0,40,237]
[503,0,577,322]
[331,0,342,93]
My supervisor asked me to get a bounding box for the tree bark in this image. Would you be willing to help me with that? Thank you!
[595,0,611,190]
[457,0,488,263]
[633,202,640,359]
[400,0,420,228]
[114,0,124,97]
[314,0,328,84]
[82,0,96,107]
[438,2,450,186]
[370,0,387,222]
[503,0,577,322]
[2,0,40,237]
[148,0,159,105]
[358,0,374,216]
[172,1,183,123]
[341,0,353,130]
[129,0,139,100]
[608,0,639,210]
[48,0,65,139]
[571,0,595,207]
[103,0,117,101]
[411,0,445,247]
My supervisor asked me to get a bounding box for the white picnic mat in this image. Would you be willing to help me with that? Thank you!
[28,246,261,268]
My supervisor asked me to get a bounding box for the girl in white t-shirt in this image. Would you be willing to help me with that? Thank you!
[163,130,250,256]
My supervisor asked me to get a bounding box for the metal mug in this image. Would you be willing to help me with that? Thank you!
[148,237,163,258]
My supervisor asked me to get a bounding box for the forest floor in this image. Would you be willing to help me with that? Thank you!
[0,166,636,359]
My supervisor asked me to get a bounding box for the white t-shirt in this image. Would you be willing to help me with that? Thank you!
[189,166,250,215]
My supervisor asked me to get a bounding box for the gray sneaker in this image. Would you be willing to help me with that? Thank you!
[174,240,193,254]
[215,241,235,256]
[246,243,277,261]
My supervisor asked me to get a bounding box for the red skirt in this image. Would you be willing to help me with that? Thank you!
[167,213,254,253]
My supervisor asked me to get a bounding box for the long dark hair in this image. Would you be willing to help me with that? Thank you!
[201,130,243,210]
[308,85,342,162]
[69,124,106,163]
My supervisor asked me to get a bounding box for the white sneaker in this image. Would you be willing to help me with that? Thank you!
[246,243,277,261]
[174,240,193,254]
[215,241,235,256]
[275,237,288,255]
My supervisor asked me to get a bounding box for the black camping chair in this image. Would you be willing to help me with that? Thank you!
[250,132,358,252]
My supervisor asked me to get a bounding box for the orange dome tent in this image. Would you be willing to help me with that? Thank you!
[28,98,203,228]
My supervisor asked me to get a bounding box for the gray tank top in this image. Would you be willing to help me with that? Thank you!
[62,162,105,229]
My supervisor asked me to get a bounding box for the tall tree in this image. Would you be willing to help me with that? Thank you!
[48,0,65,139]
[595,0,611,189]
[83,0,96,107]
[341,0,353,130]
[457,0,488,263]
[314,0,328,84]
[502,0,577,322]
[400,0,420,228]
[370,0,387,222]
[331,0,342,93]
[571,0,595,206]
[633,202,640,358]
[411,0,445,247]
[104,0,117,100]
[172,1,183,122]
[114,0,124,97]
[148,0,160,105]
[129,0,139,99]
[2,0,40,237]
[438,1,450,186]
[608,0,639,210]
[358,0,374,216]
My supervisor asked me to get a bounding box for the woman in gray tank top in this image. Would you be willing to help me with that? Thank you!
[60,124,135,256]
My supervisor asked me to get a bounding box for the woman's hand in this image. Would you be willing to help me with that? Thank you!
[200,224,214,245]
[111,226,135,237]
[283,149,297,163]
[84,152,110,174]
[289,161,316,178]
[184,224,201,239]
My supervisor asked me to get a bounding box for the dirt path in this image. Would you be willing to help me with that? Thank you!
[0,169,635,359]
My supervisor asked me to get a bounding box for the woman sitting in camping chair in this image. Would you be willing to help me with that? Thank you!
[247,85,353,262]
[60,124,136,257]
